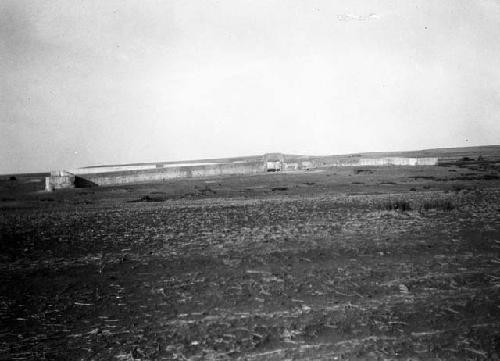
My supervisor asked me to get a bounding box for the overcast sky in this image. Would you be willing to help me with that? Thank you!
[1,0,499,173]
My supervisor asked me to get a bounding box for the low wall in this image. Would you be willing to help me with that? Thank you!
[324,157,438,167]
[69,165,157,175]
[80,162,264,186]
[415,157,439,166]
[45,156,439,190]
[358,157,438,166]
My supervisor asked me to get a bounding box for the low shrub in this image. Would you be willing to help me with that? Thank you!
[419,199,454,211]
[130,195,166,202]
[354,169,373,174]
[379,198,455,212]
[382,200,411,212]
[197,186,216,195]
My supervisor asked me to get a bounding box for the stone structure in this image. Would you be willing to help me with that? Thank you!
[45,170,75,191]
[44,153,439,191]
[283,162,299,171]
[300,161,314,170]
[263,153,285,172]
[358,157,438,166]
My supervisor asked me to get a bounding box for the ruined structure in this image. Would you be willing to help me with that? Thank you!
[45,170,75,191]
[45,153,438,191]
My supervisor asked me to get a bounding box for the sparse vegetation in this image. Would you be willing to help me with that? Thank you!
[381,199,412,212]
[411,176,436,180]
[39,197,55,202]
[419,198,455,211]
[131,195,166,202]
[1,150,500,360]
[354,169,373,174]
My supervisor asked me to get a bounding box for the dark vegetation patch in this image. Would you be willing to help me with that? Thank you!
[378,197,455,212]
[410,176,436,180]
[39,197,55,202]
[195,185,217,195]
[419,199,455,211]
[354,169,373,174]
[381,199,411,212]
[450,185,477,194]
[130,195,166,202]
[443,173,499,181]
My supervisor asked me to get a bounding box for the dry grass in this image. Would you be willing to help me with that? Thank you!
[1,164,499,360]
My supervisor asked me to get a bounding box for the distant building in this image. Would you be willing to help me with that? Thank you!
[263,153,285,172]
[300,161,313,170]
[44,153,439,191]
[45,170,75,191]
[265,161,282,172]
[283,162,299,171]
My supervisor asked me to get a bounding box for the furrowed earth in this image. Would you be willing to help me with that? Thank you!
[1,159,500,360]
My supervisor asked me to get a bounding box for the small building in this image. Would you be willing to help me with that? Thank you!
[265,161,282,172]
[300,161,313,170]
[283,162,299,171]
[45,170,75,191]
[263,153,285,172]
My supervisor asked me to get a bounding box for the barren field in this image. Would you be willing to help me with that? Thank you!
[1,159,500,360]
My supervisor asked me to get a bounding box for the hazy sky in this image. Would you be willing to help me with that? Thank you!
[1,0,500,173]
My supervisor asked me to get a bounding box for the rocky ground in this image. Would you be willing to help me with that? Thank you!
[1,160,500,360]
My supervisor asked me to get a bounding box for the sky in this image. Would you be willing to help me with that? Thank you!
[1,0,500,173]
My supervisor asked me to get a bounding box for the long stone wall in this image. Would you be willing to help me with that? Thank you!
[70,165,157,175]
[45,155,439,190]
[358,157,438,166]
[80,162,264,186]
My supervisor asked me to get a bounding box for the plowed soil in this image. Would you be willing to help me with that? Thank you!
[1,161,500,360]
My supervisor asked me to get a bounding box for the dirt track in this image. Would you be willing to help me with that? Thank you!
[1,163,500,360]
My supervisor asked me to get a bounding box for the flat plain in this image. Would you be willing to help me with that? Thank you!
[1,156,500,360]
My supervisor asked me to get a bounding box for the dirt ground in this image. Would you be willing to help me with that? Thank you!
[1,159,500,360]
